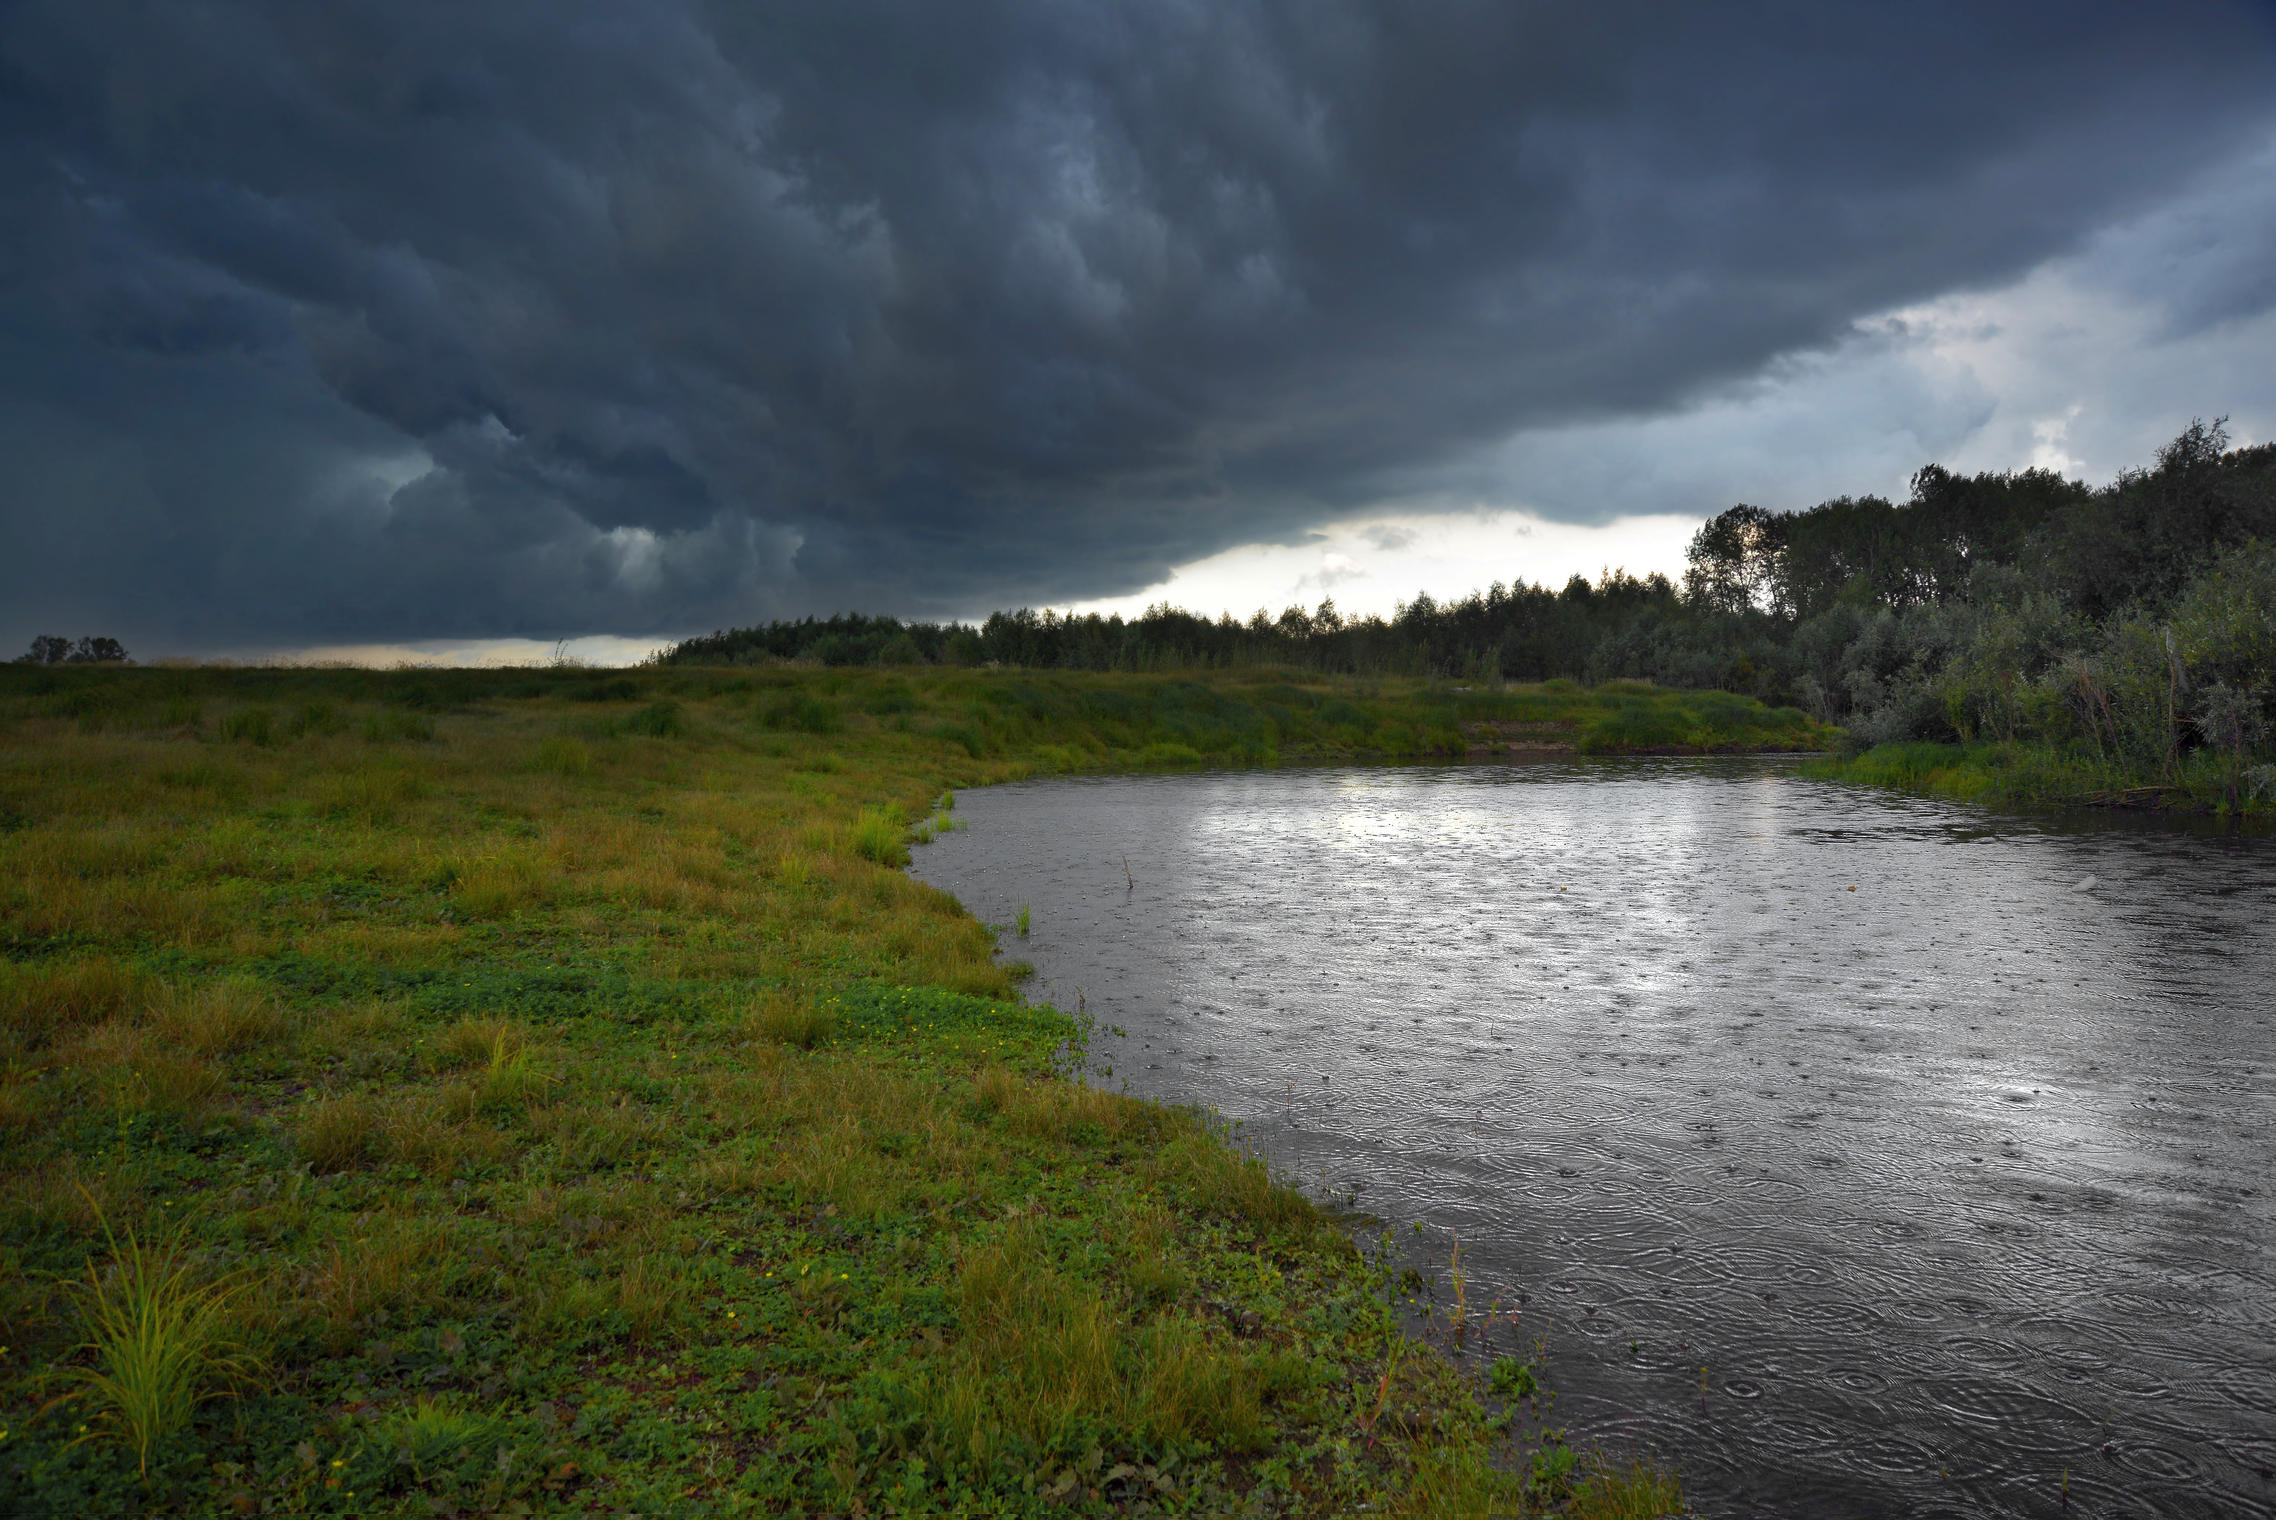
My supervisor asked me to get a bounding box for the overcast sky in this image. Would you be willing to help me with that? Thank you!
[4,2,2274,661]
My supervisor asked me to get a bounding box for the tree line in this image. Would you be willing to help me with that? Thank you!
[13,635,129,665]
[663,419,2274,785]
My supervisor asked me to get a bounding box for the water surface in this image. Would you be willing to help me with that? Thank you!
[910,759,2276,1519]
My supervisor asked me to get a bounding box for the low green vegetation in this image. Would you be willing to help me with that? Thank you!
[656,420,2274,815]
[0,665,1695,1517]
[1802,738,2276,818]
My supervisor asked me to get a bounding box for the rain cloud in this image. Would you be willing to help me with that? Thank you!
[2,1,2273,650]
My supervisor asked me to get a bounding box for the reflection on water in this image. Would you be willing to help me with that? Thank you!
[909,759,2276,1519]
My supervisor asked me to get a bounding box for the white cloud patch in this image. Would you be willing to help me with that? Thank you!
[1066,508,1701,623]
[215,635,669,668]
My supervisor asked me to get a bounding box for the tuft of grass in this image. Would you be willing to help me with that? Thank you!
[743,989,836,1049]
[1387,1447,1526,1518]
[43,1220,262,1474]
[1488,1355,1539,1401]
[314,761,427,825]
[615,1255,685,1345]
[1571,1456,1687,1519]
[295,1094,386,1173]
[850,805,907,866]
[933,1220,1274,1471]
[119,1049,229,1124]
[290,700,346,738]
[150,978,286,1057]
[450,852,548,920]
[217,707,275,746]
[475,1032,546,1112]
[1385,1440,1680,1519]
[0,956,150,1053]
[533,734,592,775]
[361,710,434,743]
[430,1016,520,1072]
[622,700,683,738]
[758,693,840,734]
[307,1223,443,1354]
[430,1018,546,1110]
[1148,1128,1323,1234]
[377,1396,506,1482]
[1122,1205,1188,1310]
[1013,901,1030,937]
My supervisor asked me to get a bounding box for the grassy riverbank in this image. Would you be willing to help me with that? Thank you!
[1802,739,2276,818]
[0,665,1711,1517]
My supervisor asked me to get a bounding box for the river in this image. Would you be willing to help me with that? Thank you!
[907,758,2276,1519]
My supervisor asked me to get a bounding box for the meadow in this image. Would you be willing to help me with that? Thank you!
[0,664,1760,1517]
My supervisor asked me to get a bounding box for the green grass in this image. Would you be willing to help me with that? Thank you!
[1803,739,2276,818]
[0,664,1683,1516]
[42,1222,261,1476]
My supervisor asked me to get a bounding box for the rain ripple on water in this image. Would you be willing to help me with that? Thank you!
[912,759,2276,1518]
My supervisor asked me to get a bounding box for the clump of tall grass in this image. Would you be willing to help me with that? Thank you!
[1122,1205,1188,1310]
[850,805,907,866]
[1146,1130,1322,1235]
[1386,1436,1683,1518]
[306,1221,447,1353]
[288,701,346,738]
[361,710,435,743]
[1569,1456,1687,1518]
[430,1018,546,1111]
[971,1068,1173,1148]
[924,1220,1273,1474]
[431,1016,519,1071]
[115,1048,229,1124]
[314,760,427,825]
[621,700,683,738]
[909,793,963,845]
[774,850,815,891]
[43,1218,262,1474]
[295,1093,387,1173]
[0,956,149,1053]
[533,735,593,776]
[774,1114,890,1216]
[534,1098,668,1172]
[449,853,549,920]
[743,989,836,1049]
[149,978,285,1057]
[615,1254,686,1345]
[217,707,275,746]
[757,694,840,734]
[374,1396,508,1483]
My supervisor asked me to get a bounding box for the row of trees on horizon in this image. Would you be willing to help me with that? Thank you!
[13,635,129,666]
[664,419,2275,777]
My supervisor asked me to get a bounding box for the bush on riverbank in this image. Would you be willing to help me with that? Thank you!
[0,667,1679,1517]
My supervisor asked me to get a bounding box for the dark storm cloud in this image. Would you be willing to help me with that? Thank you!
[2,0,2273,648]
